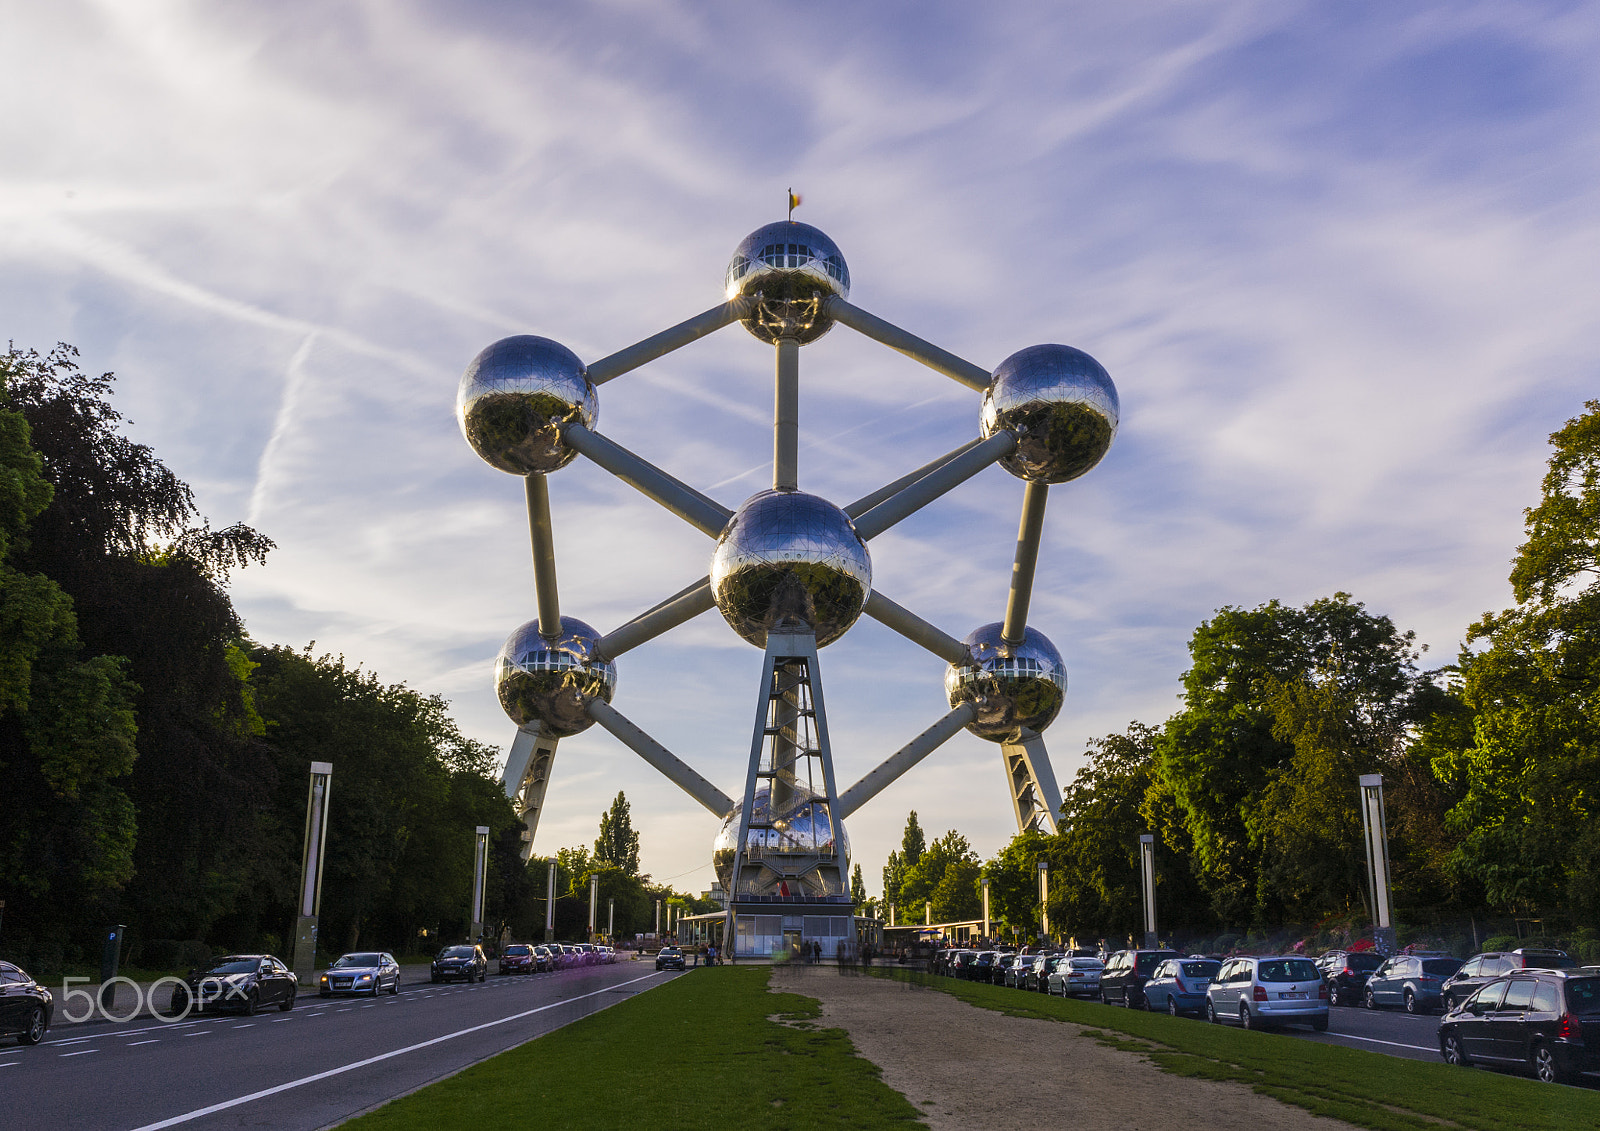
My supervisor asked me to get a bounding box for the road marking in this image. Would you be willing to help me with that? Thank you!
[129,972,668,1131]
[182,1032,210,1038]
[271,1018,292,1023]
[0,1062,18,1068]
[128,1040,160,1046]
[1320,1032,1435,1053]
[50,1037,93,1047]
[60,1050,98,1057]
[233,1024,255,1029]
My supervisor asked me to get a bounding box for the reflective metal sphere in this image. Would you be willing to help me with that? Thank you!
[945,622,1067,743]
[494,616,616,737]
[712,786,850,896]
[981,344,1119,483]
[458,336,597,474]
[725,221,850,344]
[710,490,871,648]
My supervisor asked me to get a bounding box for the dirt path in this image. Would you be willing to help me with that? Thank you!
[770,965,1353,1131]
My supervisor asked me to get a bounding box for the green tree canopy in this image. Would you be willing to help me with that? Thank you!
[594,791,641,876]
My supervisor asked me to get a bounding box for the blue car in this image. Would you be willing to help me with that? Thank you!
[1142,957,1221,1017]
[1365,955,1463,1013]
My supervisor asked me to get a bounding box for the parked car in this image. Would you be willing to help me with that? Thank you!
[321,952,400,996]
[1206,955,1328,1031]
[1440,949,1576,1011]
[969,951,999,982]
[655,946,686,971]
[431,944,488,984]
[1439,969,1600,1083]
[1363,955,1463,1013]
[0,962,53,1045]
[532,945,554,972]
[498,944,537,976]
[993,954,1023,986]
[946,951,979,979]
[1004,956,1035,989]
[1142,957,1220,1016]
[1048,957,1106,999]
[1317,950,1384,1005]
[172,954,297,1016]
[1099,949,1181,1008]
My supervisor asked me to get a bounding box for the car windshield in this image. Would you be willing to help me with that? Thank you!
[1422,959,1462,977]
[1565,978,1600,1014]
[1257,959,1320,983]
[1181,961,1219,978]
[334,953,382,967]
[1070,959,1102,970]
[202,958,259,975]
[440,947,474,959]
[1346,953,1383,971]
[1520,952,1576,969]
[504,946,532,956]
[1134,952,1174,974]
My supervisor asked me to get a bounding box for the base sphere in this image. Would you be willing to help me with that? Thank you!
[710,490,871,648]
[725,221,850,344]
[712,786,849,898]
[981,344,1118,483]
[458,335,597,475]
[945,622,1067,742]
[495,616,616,737]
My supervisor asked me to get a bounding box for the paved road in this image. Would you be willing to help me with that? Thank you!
[0,961,678,1130]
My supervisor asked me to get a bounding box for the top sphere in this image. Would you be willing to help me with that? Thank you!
[981,344,1119,483]
[725,222,850,344]
[710,490,871,649]
[458,335,597,475]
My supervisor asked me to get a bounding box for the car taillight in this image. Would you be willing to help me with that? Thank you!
[1253,986,1268,1002]
[1557,1014,1579,1041]
[1342,966,1353,976]
[1318,984,1329,1000]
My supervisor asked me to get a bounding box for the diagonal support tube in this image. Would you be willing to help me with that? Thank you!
[561,422,732,538]
[835,703,977,819]
[774,337,799,490]
[525,473,562,640]
[825,296,992,392]
[863,591,970,665]
[852,429,1017,540]
[596,577,715,660]
[1002,480,1049,645]
[586,298,751,386]
[587,699,734,817]
[845,437,986,519]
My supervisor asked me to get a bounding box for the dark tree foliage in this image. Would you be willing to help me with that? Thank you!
[594,792,641,876]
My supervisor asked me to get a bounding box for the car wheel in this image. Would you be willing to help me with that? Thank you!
[1442,992,1455,1012]
[391,978,399,995]
[1531,1043,1570,1084]
[1126,991,1138,1009]
[18,1006,47,1045]
[1441,1032,1469,1066]
[1404,990,1419,1014]
[1142,993,1154,1011]
[279,991,295,1012]
[242,992,258,1017]
[1168,997,1180,1018]
[430,975,440,984]
[319,990,331,998]
[1208,999,1220,1024]
[1240,1004,1255,1031]
[1364,989,1377,1010]
[1312,1016,1328,1032]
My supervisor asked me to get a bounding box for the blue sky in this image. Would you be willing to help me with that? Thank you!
[4,1,1598,898]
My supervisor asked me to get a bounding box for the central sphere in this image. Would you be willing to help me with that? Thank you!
[711,786,850,897]
[710,490,871,648]
[725,221,850,344]
[981,344,1119,483]
[458,335,597,475]
[945,622,1067,743]
[495,616,616,737]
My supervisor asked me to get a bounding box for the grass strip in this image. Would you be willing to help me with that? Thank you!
[886,971,1600,1131]
[343,967,923,1130]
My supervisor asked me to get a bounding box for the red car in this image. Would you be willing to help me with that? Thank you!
[498,944,537,975]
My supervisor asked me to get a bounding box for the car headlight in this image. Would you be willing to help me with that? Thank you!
[320,975,329,983]
[357,974,371,981]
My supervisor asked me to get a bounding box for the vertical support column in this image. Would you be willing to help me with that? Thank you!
[1139,834,1157,949]
[526,474,561,639]
[1038,860,1050,942]
[292,761,334,986]
[774,337,799,490]
[471,826,490,944]
[925,902,932,927]
[589,874,599,942]
[608,898,614,941]
[1359,774,1396,955]
[545,859,556,943]
[1002,481,1048,645]
[982,879,991,939]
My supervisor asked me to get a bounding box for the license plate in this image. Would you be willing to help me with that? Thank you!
[1281,992,1307,1000]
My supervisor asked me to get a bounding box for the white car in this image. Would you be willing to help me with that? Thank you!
[320,952,400,997]
[1206,956,1328,1030]
[1048,957,1104,998]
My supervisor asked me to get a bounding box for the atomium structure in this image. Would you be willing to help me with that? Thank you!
[459,217,1119,956]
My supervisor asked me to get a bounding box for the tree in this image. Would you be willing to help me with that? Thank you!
[594,792,640,876]
[982,830,1049,938]
[901,810,926,868]
[851,863,866,908]
[899,830,981,923]
[1435,401,1600,920]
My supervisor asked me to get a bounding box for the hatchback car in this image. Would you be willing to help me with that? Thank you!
[1318,950,1384,1005]
[1364,955,1463,1013]
[321,952,400,996]
[1439,969,1600,1083]
[1207,956,1329,1031]
[498,944,537,975]
[1048,957,1106,999]
[969,951,1000,982]
[172,954,297,1015]
[1142,957,1220,1016]
[0,962,53,1045]
[656,946,686,971]
[1100,949,1181,1008]
[431,944,488,983]
[1440,949,1576,1011]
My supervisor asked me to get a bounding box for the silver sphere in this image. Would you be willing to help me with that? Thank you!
[725,221,850,344]
[945,622,1067,743]
[458,335,597,475]
[710,490,871,648]
[494,616,616,737]
[712,786,850,897]
[981,344,1119,483]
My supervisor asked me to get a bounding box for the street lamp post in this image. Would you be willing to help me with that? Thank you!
[292,762,333,986]
[608,897,614,941]
[1037,860,1049,942]
[1138,834,1157,949]
[545,859,556,942]
[982,878,991,940]
[470,825,490,944]
[1359,774,1396,955]
[588,874,599,942]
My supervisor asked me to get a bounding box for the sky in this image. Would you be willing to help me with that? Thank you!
[4,0,1598,901]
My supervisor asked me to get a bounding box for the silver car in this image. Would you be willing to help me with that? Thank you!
[1047,957,1104,998]
[1206,956,1328,1031]
[320,952,401,997]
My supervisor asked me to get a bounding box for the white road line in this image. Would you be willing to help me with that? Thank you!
[233,1024,254,1029]
[1321,1032,1435,1053]
[60,1050,98,1057]
[128,1040,160,1047]
[49,1037,93,1047]
[271,1018,292,1023]
[129,972,667,1131]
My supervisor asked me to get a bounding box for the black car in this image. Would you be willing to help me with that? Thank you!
[1439,968,1600,1083]
[0,961,53,1045]
[1099,949,1180,1008]
[1025,953,1064,993]
[969,951,999,982]
[992,953,1023,986]
[1440,949,1576,1011]
[171,954,297,1016]
[655,946,686,971]
[1318,950,1384,1005]
[431,944,488,983]
[945,951,979,979]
